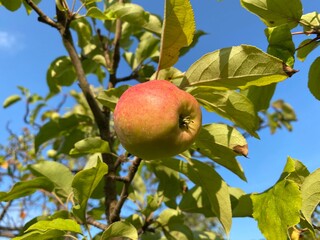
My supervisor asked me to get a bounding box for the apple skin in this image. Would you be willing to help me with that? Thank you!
[113,80,202,160]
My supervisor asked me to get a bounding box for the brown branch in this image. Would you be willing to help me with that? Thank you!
[24,0,58,28]
[86,216,108,230]
[109,157,142,223]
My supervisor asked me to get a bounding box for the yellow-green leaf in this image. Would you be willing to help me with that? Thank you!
[180,45,295,90]
[158,0,195,70]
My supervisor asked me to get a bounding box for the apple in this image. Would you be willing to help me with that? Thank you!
[113,80,202,159]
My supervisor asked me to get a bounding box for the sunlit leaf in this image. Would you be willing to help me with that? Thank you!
[22,0,41,15]
[3,95,21,108]
[70,17,93,48]
[72,158,108,222]
[189,87,259,137]
[158,0,195,69]
[240,0,302,29]
[180,45,295,90]
[194,124,247,181]
[0,177,54,201]
[300,12,320,31]
[25,218,82,234]
[69,137,110,155]
[301,168,320,225]
[29,161,74,199]
[308,57,320,100]
[96,85,129,111]
[278,157,309,185]
[101,221,138,240]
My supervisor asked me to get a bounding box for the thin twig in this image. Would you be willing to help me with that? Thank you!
[86,216,108,230]
[0,201,12,221]
[109,157,142,223]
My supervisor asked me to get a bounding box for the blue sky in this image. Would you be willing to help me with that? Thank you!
[1,0,320,239]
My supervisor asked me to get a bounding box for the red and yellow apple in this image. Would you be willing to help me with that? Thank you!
[113,80,202,160]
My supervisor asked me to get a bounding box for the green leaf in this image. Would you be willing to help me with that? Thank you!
[135,32,159,68]
[157,208,184,226]
[155,158,232,234]
[265,24,295,66]
[148,163,181,208]
[0,177,54,201]
[106,3,149,26]
[29,161,74,199]
[180,30,207,57]
[96,85,129,111]
[194,124,247,181]
[1,0,22,11]
[13,230,66,240]
[163,223,194,240]
[70,17,93,48]
[231,193,253,218]
[189,87,259,137]
[242,84,276,111]
[180,45,295,90]
[301,168,320,225]
[179,186,214,217]
[46,56,76,95]
[278,156,309,184]
[34,114,92,152]
[308,57,320,100]
[3,95,21,108]
[300,12,320,31]
[101,221,138,240]
[158,0,195,69]
[252,180,301,240]
[297,39,320,62]
[240,0,302,29]
[150,67,183,82]
[25,218,82,234]
[192,231,217,240]
[72,158,108,222]
[69,137,110,155]
[86,6,110,20]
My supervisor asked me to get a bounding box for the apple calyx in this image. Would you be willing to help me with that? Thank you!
[179,115,194,130]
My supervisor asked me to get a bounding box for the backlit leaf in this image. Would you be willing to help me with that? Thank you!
[72,158,108,222]
[155,158,232,234]
[240,0,302,29]
[300,12,320,31]
[0,177,54,201]
[3,95,21,108]
[158,0,195,69]
[101,221,138,240]
[301,168,320,225]
[189,87,259,137]
[252,180,301,240]
[69,137,110,155]
[308,57,320,100]
[180,45,295,90]
[29,161,74,199]
[195,124,247,181]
